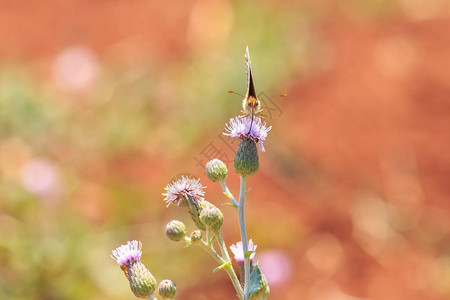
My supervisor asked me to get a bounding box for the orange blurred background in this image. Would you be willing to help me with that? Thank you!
[1,1,450,299]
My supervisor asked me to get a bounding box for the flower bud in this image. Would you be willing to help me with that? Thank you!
[165,220,186,242]
[127,261,157,298]
[233,137,259,177]
[190,230,203,242]
[158,279,177,299]
[205,159,228,182]
[185,199,209,231]
[200,203,224,232]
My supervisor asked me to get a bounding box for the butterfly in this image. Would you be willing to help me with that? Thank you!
[227,47,286,134]
[241,46,263,131]
[227,47,263,134]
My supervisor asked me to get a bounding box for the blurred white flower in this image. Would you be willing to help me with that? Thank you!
[53,45,100,93]
[230,239,257,263]
[21,158,60,199]
[258,250,293,287]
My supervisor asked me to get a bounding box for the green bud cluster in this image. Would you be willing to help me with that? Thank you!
[184,197,209,231]
[200,203,224,232]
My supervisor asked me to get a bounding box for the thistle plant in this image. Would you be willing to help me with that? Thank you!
[111,48,271,299]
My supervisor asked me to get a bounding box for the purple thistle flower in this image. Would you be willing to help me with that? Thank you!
[111,240,142,268]
[223,116,271,152]
[230,239,257,263]
[163,176,206,207]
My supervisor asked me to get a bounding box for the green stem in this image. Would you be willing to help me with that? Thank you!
[206,226,212,246]
[186,237,223,262]
[149,295,157,300]
[216,231,231,262]
[219,180,239,208]
[216,231,243,298]
[187,237,244,299]
[238,176,250,300]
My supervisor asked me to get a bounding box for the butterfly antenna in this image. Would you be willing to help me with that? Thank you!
[226,90,245,97]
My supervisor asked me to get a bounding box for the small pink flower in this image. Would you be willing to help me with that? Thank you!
[230,239,257,263]
[111,240,142,268]
[223,116,271,152]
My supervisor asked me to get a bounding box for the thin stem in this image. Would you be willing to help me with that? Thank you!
[149,295,157,300]
[219,180,239,208]
[186,237,223,262]
[186,237,244,299]
[238,176,250,300]
[216,231,243,299]
[206,226,212,246]
[216,231,243,298]
[216,231,231,262]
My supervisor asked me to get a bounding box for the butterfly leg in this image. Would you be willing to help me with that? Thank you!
[256,110,266,120]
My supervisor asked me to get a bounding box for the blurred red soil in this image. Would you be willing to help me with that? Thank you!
[0,0,191,61]
[273,16,450,300]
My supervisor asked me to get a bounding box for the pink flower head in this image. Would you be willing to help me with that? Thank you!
[223,116,271,152]
[163,176,205,207]
[111,240,142,268]
[230,239,257,263]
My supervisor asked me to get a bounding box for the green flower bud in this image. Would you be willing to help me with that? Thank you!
[233,137,259,177]
[165,220,186,242]
[185,199,209,231]
[127,261,157,298]
[205,159,228,182]
[158,279,177,299]
[200,203,224,232]
[190,230,203,242]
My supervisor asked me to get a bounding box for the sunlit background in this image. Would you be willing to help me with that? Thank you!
[1,1,450,299]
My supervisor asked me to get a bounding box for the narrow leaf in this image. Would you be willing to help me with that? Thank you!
[213,261,230,273]
[223,191,233,199]
[244,250,255,260]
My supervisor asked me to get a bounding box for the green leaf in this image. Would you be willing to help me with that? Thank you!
[248,265,262,297]
[245,187,252,194]
[223,191,233,199]
[213,261,230,273]
[244,250,255,260]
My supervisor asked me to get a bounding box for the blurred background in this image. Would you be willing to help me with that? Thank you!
[1,0,449,299]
